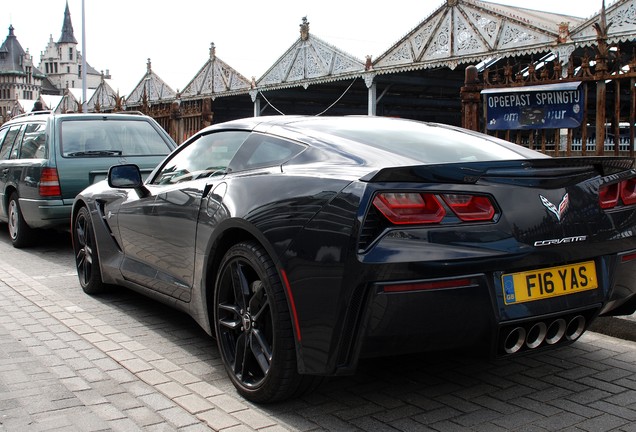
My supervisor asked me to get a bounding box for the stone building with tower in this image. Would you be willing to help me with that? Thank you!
[0,1,107,119]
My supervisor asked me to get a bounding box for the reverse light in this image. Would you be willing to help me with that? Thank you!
[442,194,495,221]
[373,192,445,224]
[39,168,62,197]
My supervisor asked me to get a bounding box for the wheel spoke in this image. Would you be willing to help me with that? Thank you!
[230,261,251,311]
[233,332,247,377]
[249,281,269,322]
[76,218,87,247]
[218,302,242,330]
[249,329,272,376]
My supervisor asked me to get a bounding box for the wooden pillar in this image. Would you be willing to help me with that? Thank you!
[596,80,606,156]
[461,65,481,131]
[614,80,621,156]
[631,78,635,158]
[582,83,588,156]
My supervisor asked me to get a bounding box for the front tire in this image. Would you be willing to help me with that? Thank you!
[73,206,107,294]
[8,192,35,248]
[214,241,316,403]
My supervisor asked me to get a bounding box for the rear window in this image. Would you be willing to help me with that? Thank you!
[298,117,546,163]
[60,119,173,157]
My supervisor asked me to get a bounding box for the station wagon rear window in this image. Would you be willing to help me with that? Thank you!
[60,119,173,157]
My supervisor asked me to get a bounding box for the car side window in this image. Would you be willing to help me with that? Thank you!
[17,123,47,159]
[0,125,24,160]
[0,128,8,157]
[230,133,306,172]
[152,130,249,185]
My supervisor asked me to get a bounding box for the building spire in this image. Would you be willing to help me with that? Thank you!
[58,1,78,44]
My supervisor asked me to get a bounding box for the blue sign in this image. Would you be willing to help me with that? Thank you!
[482,82,584,130]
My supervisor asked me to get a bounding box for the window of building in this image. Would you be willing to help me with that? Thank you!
[68,47,73,60]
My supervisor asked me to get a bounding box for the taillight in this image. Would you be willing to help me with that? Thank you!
[599,179,636,209]
[620,179,636,205]
[441,194,495,221]
[373,192,445,224]
[373,192,496,225]
[39,168,62,197]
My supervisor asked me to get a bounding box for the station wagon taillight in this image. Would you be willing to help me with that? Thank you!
[372,192,495,225]
[39,168,62,197]
[599,179,636,209]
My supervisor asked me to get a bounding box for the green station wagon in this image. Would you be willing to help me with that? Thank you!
[0,111,176,247]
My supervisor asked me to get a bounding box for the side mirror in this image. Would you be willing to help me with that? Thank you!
[108,164,149,197]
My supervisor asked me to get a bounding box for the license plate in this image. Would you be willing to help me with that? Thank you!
[502,261,597,305]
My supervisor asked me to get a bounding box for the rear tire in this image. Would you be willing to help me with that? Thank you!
[214,241,320,403]
[8,192,35,248]
[73,206,107,294]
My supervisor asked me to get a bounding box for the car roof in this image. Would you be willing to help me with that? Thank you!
[4,111,151,124]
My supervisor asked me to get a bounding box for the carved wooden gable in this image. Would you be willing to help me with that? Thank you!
[258,18,365,89]
[181,43,252,98]
[569,0,636,45]
[126,59,177,105]
[373,0,584,70]
[87,79,117,111]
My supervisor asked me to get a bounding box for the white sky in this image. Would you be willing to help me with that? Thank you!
[4,0,606,95]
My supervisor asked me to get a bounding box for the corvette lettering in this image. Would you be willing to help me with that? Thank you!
[534,236,587,247]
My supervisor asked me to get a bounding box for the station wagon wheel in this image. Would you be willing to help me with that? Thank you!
[7,192,35,248]
[73,206,106,294]
[214,241,306,403]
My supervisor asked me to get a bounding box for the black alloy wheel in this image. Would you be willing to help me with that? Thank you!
[73,206,106,294]
[214,241,312,403]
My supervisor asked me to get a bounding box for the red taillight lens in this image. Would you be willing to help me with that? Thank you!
[599,183,620,209]
[620,179,636,206]
[442,194,495,221]
[39,168,61,197]
[599,179,636,209]
[373,192,445,224]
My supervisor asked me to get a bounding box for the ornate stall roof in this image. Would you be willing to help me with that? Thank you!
[55,88,96,113]
[372,0,585,71]
[569,0,636,46]
[87,77,120,112]
[126,59,177,106]
[257,17,366,90]
[180,43,252,99]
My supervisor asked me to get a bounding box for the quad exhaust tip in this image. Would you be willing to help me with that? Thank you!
[503,315,586,354]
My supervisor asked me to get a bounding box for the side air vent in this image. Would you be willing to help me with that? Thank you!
[358,207,388,251]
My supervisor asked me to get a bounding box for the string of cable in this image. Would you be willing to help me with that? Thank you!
[258,77,358,116]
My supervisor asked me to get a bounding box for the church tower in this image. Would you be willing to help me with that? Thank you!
[39,1,102,91]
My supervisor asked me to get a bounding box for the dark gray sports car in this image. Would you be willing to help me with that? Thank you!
[71,116,636,403]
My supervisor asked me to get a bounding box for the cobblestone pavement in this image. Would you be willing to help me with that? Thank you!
[1,230,636,431]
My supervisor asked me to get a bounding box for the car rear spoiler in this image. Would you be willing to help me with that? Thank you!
[361,157,635,187]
